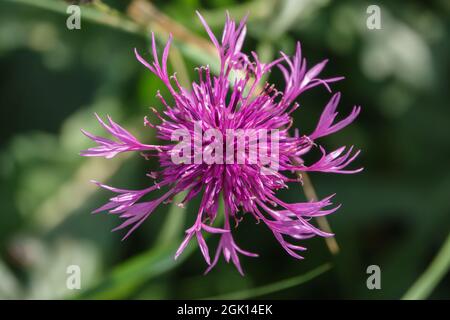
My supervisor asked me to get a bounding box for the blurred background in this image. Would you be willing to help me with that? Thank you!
[0,0,449,299]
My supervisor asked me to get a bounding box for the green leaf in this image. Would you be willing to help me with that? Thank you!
[203,263,332,300]
[76,242,184,299]
[76,194,225,299]
[76,195,188,299]
[6,0,220,71]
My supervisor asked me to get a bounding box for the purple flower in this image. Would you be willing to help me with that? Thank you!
[80,12,362,275]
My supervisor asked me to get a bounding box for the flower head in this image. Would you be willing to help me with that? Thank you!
[80,12,362,275]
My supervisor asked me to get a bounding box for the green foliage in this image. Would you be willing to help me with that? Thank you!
[0,0,449,299]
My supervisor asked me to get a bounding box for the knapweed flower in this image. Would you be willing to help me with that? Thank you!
[80,12,362,275]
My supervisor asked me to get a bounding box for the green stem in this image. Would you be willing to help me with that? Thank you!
[203,263,331,300]
[7,0,143,35]
[402,232,450,300]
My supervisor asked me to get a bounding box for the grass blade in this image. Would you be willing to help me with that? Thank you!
[402,232,450,300]
[203,263,332,300]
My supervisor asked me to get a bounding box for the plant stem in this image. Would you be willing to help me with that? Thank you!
[8,0,143,34]
[203,263,331,299]
[291,155,340,255]
[297,170,340,255]
[402,232,450,300]
[127,0,215,55]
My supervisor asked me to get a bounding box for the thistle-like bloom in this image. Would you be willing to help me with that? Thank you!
[81,12,362,275]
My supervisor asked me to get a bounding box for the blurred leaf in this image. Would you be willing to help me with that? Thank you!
[157,192,187,245]
[7,0,220,71]
[198,0,277,27]
[76,227,210,299]
[360,9,434,89]
[26,237,100,299]
[75,242,184,299]
[8,0,142,34]
[0,259,22,299]
[77,194,225,299]
[266,0,329,40]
